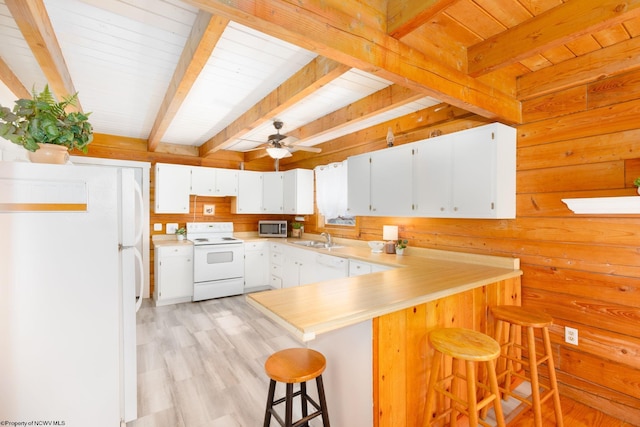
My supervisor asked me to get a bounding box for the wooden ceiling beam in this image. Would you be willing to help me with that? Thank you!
[199,56,349,157]
[147,12,229,151]
[387,0,458,39]
[468,0,640,77]
[518,35,640,100]
[5,0,81,110]
[184,0,521,124]
[243,84,427,162]
[0,57,30,100]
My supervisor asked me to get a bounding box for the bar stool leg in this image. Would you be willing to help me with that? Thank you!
[264,380,277,427]
[300,382,309,427]
[525,326,543,427]
[465,360,478,427]
[486,358,505,427]
[542,327,564,427]
[316,375,331,427]
[285,383,294,427]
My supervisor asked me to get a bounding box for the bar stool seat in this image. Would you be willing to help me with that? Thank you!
[491,305,563,427]
[263,348,330,427]
[424,328,505,427]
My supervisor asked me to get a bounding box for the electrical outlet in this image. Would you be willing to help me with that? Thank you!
[565,326,578,345]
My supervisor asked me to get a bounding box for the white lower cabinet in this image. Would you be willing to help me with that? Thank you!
[269,243,285,289]
[348,259,393,276]
[283,246,316,288]
[244,241,269,291]
[154,245,193,306]
[315,253,348,281]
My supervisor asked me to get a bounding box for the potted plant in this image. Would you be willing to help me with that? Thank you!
[0,85,93,164]
[396,239,408,255]
[175,227,186,241]
[291,222,303,238]
[634,177,640,195]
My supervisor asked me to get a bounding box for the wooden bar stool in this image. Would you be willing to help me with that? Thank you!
[491,306,563,427]
[263,348,330,427]
[424,328,505,427]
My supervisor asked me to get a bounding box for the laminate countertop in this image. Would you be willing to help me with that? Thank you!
[246,240,522,342]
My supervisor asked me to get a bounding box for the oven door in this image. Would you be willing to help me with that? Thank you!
[193,243,244,282]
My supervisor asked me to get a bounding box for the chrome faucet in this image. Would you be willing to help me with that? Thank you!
[321,232,332,247]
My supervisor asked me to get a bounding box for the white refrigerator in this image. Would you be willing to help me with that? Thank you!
[0,161,141,426]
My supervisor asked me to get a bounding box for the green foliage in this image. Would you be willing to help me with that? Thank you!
[396,239,408,249]
[634,177,640,187]
[0,85,93,152]
[175,227,186,235]
[291,222,303,229]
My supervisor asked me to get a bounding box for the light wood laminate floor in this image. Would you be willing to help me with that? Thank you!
[127,295,302,427]
[127,295,634,427]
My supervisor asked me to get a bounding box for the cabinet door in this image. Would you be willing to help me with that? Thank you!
[262,172,284,213]
[315,254,348,282]
[190,166,217,196]
[215,169,238,196]
[244,243,268,289]
[154,163,191,213]
[451,127,495,217]
[234,170,262,213]
[155,246,193,302]
[283,169,314,214]
[370,145,413,216]
[347,154,370,216]
[413,138,452,217]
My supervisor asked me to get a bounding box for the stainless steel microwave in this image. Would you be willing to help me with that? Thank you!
[258,220,288,238]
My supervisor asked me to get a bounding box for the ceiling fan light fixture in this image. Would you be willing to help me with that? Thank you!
[266,147,290,159]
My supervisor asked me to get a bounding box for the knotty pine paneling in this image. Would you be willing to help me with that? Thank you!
[78,65,640,423]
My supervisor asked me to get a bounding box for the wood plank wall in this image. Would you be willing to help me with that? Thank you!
[75,68,640,423]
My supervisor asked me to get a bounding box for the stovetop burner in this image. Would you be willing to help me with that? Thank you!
[186,222,243,246]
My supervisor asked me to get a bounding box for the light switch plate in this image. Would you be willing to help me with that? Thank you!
[204,204,215,215]
[153,223,162,231]
[166,223,178,234]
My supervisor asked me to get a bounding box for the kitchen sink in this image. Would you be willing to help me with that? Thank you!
[291,240,343,249]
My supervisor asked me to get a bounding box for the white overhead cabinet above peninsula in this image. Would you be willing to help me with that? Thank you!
[154,164,313,215]
[347,122,516,219]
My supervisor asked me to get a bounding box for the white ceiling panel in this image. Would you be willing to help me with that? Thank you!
[45,0,197,138]
[0,1,48,100]
[164,21,318,146]
[0,0,447,160]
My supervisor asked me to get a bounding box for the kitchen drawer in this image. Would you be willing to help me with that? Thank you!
[271,264,282,277]
[270,275,282,289]
[271,251,283,266]
[245,241,267,251]
[157,245,193,257]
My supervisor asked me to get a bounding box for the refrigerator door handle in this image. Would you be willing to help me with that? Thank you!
[133,180,144,246]
[133,247,144,312]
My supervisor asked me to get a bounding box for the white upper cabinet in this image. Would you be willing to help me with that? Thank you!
[154,163,191,213]
[417,123,516,218]
[370,145,413,216]
[214,168,238,196]
[283,169,314,214]
[346,153,371,216]
[347,122,516,219]
[190,166,217,196]
[262,172,284,213]
[191,166,238,196]
[233,170,263,214]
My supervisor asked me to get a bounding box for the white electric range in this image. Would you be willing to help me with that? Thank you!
[186,222,244,301]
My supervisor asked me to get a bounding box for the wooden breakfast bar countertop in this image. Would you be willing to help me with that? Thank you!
[246,241,522,342]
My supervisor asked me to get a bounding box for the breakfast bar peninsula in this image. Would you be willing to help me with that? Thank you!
[247,244,522,427]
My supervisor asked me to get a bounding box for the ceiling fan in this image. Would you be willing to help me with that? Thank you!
[247,120,322,159]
